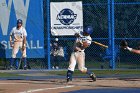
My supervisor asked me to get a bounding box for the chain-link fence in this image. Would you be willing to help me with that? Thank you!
[0,0,140,70]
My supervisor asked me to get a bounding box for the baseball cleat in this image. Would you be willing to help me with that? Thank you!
[56,66,59,69]
[90,73,96,81]
[67,77,72,83]
[52,66,55,69]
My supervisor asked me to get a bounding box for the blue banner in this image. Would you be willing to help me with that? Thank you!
[0,0,44,58]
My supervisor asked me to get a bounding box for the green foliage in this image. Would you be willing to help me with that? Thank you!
[0,58,8,70]
[115,4,140,38]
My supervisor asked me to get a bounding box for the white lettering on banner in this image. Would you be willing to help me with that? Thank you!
[0,0,30,35]
[1,40,7,49]
[57,15,77,20]
[30,40,36,49]
[13,0,30,27]
[0,0,12,35]
[37,40,43,49]
[26,41,30,49]
[0,40,43,49]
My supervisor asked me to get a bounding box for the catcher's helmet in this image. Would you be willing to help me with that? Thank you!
[17,19,22,24]
[84,26,93,35]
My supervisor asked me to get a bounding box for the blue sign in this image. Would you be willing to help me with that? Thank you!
[0,0,44,58]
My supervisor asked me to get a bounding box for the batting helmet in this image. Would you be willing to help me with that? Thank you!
[17,19,23,24]
[84,26,93,35]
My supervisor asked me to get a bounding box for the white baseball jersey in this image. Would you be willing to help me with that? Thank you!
[10,26,27,42]
[74,34,92,52]
[76,35,92,46]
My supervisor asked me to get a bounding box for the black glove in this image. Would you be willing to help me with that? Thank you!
[120,40,132,51]
[120,40,128,48]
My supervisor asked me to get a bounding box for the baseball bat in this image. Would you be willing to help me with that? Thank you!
[92,41,108,48]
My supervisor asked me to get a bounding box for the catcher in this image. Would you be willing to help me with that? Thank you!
[66,26,96,82]
[120,40,140,54]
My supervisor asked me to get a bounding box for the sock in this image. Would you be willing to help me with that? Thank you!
[67,70,73,80]
[86,70,93,76]
[23,58,27,67]
[10,58,15,67]
[15,59,19,69]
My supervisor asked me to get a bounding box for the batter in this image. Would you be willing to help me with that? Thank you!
[66,26,96,82]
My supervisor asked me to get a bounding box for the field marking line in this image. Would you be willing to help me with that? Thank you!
[19,85,75,93]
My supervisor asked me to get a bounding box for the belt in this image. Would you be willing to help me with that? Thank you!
[14,41,22,42]
[77,51,82,52]
[74,50,83,52]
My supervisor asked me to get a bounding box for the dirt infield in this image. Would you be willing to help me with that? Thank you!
[0,78,139,93]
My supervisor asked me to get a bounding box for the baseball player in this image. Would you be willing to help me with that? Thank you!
[9,19,27,70]
[66,26,96,82]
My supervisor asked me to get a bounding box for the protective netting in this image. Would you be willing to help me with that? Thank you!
[0,0,140,70]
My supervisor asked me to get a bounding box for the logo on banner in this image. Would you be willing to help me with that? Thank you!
[57,8,77,25]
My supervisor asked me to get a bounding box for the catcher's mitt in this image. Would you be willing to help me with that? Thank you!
[120,40,128,48]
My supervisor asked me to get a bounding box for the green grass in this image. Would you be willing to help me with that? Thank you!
[47,70,140,76]
[0,72,21,77]
[0,70,139,78]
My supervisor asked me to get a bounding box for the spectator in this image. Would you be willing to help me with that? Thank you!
[50,38,64,69]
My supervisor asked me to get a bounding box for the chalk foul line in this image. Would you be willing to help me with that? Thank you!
[19,85,75,93]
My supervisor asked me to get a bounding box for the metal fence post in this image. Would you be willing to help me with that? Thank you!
[108,0,115,69]
[108,0,112,69]
[47,0,51,70]
[111,0,115,69]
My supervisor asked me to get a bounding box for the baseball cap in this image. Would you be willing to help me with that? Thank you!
[17,19,23,24]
